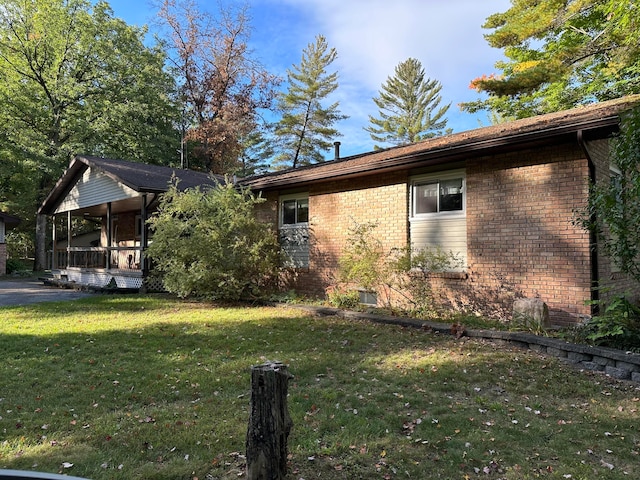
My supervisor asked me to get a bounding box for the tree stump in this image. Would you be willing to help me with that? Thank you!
[246,361,293,480]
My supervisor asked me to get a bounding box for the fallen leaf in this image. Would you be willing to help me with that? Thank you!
[600,460,614,470]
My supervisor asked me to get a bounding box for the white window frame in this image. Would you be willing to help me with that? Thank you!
[410,169,466,219]
[279,193,309,228]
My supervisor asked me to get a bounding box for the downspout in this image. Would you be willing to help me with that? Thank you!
[577,130,600,315]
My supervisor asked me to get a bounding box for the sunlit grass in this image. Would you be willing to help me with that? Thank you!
[1,295,639,479]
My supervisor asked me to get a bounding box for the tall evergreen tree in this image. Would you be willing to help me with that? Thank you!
[463,0,640,118]
[273,35,347,169]
[365,58,451,148]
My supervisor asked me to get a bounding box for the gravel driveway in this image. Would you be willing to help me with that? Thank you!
[0,277,95,307]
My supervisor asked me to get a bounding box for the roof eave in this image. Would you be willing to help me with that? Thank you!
[0,212,21,226]
[37,156,172,215]
[77,155,148,193]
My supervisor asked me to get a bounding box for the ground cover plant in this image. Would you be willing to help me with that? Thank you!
[0,296,639,479]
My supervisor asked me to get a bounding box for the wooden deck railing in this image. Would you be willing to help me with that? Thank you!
[51,247,143,271]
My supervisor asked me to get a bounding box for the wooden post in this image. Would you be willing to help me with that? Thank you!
[246,361,293,480]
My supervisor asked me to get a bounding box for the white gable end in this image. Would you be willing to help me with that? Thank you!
[54,168,139,214]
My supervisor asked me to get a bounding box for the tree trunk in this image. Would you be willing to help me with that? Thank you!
[34,214,47,272]
[246,362,293,480]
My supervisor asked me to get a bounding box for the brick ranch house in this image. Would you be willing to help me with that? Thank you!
[241,96,640,325]
[38,96,639,325]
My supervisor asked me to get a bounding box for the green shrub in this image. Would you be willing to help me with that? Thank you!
[389,244,463,318]
[326,286,360,309]
[332,220,462,315]
[5,257,27,274]
[146,180,281,301]
[337,220,388,292]
[578,295,640,351]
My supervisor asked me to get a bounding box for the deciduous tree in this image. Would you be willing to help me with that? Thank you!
[157,0,279,175]
[272,35,347,169]
[0,0,179,270]
[463,0,640,118]
[365,58,451,148]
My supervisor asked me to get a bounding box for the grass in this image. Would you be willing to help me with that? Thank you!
[0,295,639,479]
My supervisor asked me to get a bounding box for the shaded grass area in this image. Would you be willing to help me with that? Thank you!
[0,295,639,479]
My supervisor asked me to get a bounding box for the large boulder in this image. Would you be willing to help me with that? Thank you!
[512,298,550,329]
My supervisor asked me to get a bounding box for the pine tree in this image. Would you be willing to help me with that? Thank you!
[365,58,451,148]
[273,35,347,169]
[463,0,640,118]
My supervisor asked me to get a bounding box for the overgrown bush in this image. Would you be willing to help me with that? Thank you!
[146,180,281,301]
[336,220,389,292]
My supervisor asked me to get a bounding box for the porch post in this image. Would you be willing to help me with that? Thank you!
[66,211,71,268]
[106,202,112,269]
[141,194,148,276]
[51,215,57,270]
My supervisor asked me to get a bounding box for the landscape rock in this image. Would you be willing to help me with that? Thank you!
[512,298,550,329]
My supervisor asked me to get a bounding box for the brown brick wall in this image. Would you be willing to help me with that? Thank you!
[261,172,409,296]
[466,144,593,324]
[306,172,409,295]
[259,142,617,325]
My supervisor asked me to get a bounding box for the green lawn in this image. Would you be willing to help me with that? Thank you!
[0,295,638,479]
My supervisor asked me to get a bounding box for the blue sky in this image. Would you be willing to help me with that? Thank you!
[106,0,512,158]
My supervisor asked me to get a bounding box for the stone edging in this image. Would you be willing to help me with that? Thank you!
[284,304,640,384]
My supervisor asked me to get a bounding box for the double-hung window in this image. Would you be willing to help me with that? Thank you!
[279,194,309,268]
